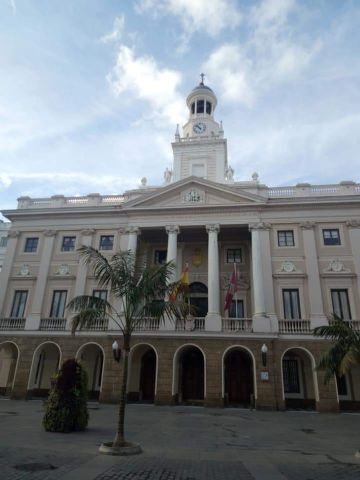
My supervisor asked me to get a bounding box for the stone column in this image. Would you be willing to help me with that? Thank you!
[126,226,140,255]
[300,221,326,329]
[0,230,20,316]
[205,224,221,331]
[26,230,57,330]
[166,225,179,281]
[347,220,360,318]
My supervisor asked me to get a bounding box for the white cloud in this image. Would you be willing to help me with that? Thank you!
[136,0,242,36]
[107,45,185,124]
[100,15,125,44]
[0,174,12,190]
[9,0,16,15]
[203,0,322,105]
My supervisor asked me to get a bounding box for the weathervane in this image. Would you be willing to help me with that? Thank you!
[200,73,205,84]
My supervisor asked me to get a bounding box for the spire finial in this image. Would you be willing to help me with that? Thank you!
[200,73,205,85]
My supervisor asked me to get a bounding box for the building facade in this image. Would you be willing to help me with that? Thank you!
[0,220,10,276]
[0,80,360,411]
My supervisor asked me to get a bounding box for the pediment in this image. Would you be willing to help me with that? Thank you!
[123,177,266,210]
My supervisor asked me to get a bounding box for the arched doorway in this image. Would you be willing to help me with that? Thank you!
[0,342,19,397]
[189,282,208,317]
[76,343,104,401]
[282,348,318,410]
[128,344,157,403]
[178,346,204,404]
[28,342,61,398]
[224,348,254,407]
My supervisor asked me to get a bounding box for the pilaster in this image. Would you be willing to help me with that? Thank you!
[0,230,20,316]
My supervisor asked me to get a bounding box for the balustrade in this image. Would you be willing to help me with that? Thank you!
[222,318,253,332]
[39,318,66,331]
[278,319,311,334]
[0,318,25,330]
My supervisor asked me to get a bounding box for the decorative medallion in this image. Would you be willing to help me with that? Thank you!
[192,248,202,268]
[183,189,204,204]
[19,264,30,276]
[323,259,350,274]
[56,264,70,276]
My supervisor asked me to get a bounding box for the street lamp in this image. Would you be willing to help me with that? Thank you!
[261,344,268,367]
[112,340,121,362]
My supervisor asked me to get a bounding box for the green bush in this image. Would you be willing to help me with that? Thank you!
[43,358,89,433]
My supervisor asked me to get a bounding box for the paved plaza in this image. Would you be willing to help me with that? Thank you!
[0,399,360,479]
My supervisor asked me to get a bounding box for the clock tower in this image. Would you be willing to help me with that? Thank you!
[171,75,231,184]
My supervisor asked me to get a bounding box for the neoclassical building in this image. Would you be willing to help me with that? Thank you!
[0,79,359,411]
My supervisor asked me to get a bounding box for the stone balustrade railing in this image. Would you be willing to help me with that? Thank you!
[39,318,66,331]
[79,318,109,331]
[133,317,160,332]
[17,193,125,209]
[0,318,26,330]
[278,319,311,334]
[222,318,253,333]
[175,317,205,331]
[329,319,360,332]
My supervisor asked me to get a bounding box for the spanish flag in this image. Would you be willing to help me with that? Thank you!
[170,264,189,301]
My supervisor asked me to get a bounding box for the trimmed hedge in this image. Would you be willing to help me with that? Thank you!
[43,358,89,433]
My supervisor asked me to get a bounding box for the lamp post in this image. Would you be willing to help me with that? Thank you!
[261,343,268,367]
[112,340,121,363]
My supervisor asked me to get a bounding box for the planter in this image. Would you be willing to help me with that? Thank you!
[99,441,142,456]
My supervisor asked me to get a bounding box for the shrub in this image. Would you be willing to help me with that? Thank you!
[43,358,89,433]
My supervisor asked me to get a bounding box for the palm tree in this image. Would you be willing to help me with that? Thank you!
[313,316,360,384]
[67,246,182,448]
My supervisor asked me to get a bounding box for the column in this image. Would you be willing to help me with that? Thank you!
[126,226,140,255]
[0,230,20,316]
[300,222,326,329]
[26,230,57,330]
[166,225,179,281]
[205,224,221,331]
[346,220,360,317]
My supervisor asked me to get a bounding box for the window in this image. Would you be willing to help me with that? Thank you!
[154,250,167,265]
[50,290,67,318]
[283,357,301,394]
[226,248,242,263]
[24,237,38,253]
[336,374,348,397]
[277,230,294,247]
[93,289,108,301]
[196,99,204,113]
[331,289,351,320]
[206,101,212,114]
[191,102,195,114]
[229,299,244,318]
[61,236,76,252]
[10,290,28,318]
[323,229,340,245]
[0,236,7,248]
[282,289,301,319]
[99,235,114,251]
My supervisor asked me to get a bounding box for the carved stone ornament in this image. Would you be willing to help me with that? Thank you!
[248,222,271,231]
[277,261,298,273]
[206,224,220,233]
[8,230,20,238]
[185,314,195,331]
[56,264,70,276]
[19,264,30,276]
[192,248,202,267]
[183,189,204,204]
[346,219,360,228]
[81,229,96,236]
[323,259,350,274]
[300,221,315,229]
[126,226,141,235]
[43,229,57,237]
[165,225,180,235]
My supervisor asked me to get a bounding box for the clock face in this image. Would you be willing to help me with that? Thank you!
[193,122,206,134]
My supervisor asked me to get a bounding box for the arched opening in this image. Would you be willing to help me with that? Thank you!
[224,347,254,407]
[282,348,318,410]
[0,342,19,397]
[336,364,360,411]
[28,342,61,398]
[128,344,157,403]
[76,343,104,401]
[175,345,205,404]
[189,282,208,318]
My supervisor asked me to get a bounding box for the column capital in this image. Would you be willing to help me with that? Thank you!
[125,226,141,235]
[249,222,271,231]
[165,225,180,234]
[346,219,360,229]
[43,229,57,237]
[80,228,96,236]
[7,230,20,238]
[300,221,316,230]
[206,224,220,234]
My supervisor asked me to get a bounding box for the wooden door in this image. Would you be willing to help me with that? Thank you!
[225,350,253,406]
[181,348,204,401]
[139,349,156,402]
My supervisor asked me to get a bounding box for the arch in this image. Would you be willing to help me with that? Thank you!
[189,282,208,294]
[0,341,20,397]
[76,342,105,401]
[281,346,319,410]
[128,343,158,403]
[172,343,206,404]
[27,341,62,398]
[222,345,257,407]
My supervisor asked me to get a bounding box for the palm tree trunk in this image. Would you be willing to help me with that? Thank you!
[113,332,131,447]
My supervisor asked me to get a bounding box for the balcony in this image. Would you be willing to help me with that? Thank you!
[133,317,160,332]
[39,318,66,331]
[222,318,253,333]
[329,319,360,332]
[279,319,311,334]
[79,318,109,331]
[0,318,25,330]
[175,317,205,332]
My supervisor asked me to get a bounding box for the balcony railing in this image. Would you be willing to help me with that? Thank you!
[80,318,109,331]
[279,319,311,334]
[0,318,26,330]
[133,317,160,332]
[222,318,253,333]
[175,317,205,331]
[329,319,360,332]
[39,318,66,331]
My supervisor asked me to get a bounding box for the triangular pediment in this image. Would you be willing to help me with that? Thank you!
[123,177,266,210]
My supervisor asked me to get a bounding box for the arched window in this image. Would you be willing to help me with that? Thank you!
[206,101,212,114]
[189,282,208,294]
[191,102,195,114]
[196,100,204,113]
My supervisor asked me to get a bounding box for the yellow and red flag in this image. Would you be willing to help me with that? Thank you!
[224,264,238,311]
[170,264,189,301]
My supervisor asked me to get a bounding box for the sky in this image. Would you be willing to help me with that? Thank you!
[0,0,359,217]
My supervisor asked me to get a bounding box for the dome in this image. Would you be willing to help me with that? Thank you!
[191,83,214,94]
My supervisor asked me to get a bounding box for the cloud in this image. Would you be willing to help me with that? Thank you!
[136,0,242,36]
[100,15,125,44]
[107,45,185,124]
[9,0,16,15]
[0,174,12,190]
[203,0,322,106]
